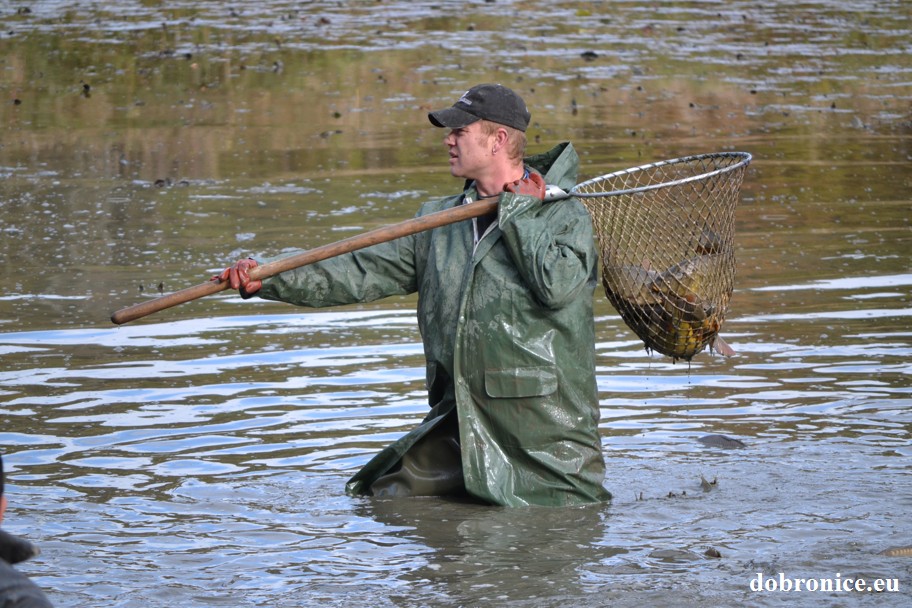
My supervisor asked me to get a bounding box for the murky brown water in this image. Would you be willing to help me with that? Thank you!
[1,1,910,606]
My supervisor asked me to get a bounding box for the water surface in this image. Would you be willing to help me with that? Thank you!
[1,1,910,606]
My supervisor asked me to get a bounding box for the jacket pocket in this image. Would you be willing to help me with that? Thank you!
[484,366,558,398]
[481,366,570,448]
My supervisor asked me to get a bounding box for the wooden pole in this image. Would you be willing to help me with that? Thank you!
[110,199,499,325]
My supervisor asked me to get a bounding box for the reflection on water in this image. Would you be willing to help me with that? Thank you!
[1,1,910,606]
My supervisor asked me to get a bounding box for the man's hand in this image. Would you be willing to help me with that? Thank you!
[213,258,262,295]
[504,172,546,200]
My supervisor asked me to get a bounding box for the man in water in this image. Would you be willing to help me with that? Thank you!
[217,84,610,507]
[0,455,54,607]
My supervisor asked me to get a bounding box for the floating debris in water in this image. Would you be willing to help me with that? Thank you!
[153,178,190,188]
[698,434,746,449]
[649,549,701,562]
[700,475,717,492]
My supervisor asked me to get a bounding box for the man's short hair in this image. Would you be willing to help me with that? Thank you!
[478,120,527,161]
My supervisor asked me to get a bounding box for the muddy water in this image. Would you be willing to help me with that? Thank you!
[1,1,910,606]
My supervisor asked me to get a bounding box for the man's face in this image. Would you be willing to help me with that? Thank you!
[442,121,494,180]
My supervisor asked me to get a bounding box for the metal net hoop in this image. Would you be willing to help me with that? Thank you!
[577,152,751,361]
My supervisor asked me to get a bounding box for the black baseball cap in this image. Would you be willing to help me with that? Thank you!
[428,83,531,132]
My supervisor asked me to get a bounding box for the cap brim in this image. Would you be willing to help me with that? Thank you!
[428,106,480,129]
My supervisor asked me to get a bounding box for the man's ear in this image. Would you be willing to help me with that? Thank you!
[495,127,509,147]
[0,495,6,525]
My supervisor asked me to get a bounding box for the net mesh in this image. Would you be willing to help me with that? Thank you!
[577,152,750,361]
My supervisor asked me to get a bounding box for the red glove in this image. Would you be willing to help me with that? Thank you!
[213,258,262,295]
[504,172,546,200]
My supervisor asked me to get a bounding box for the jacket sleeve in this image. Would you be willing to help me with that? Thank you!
[254,233,418,308]
[496,191,597,309]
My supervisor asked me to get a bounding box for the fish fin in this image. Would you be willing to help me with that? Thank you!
[711,334,735,357]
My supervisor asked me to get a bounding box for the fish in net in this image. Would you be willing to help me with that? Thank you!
[575,152,751,362]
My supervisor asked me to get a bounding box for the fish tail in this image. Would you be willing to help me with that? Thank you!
[711,334,735,357]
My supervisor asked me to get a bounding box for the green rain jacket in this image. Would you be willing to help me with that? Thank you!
[256,142,610,507]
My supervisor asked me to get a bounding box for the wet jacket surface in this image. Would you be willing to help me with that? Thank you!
[257,142,610,507]
[0,529,53,608]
